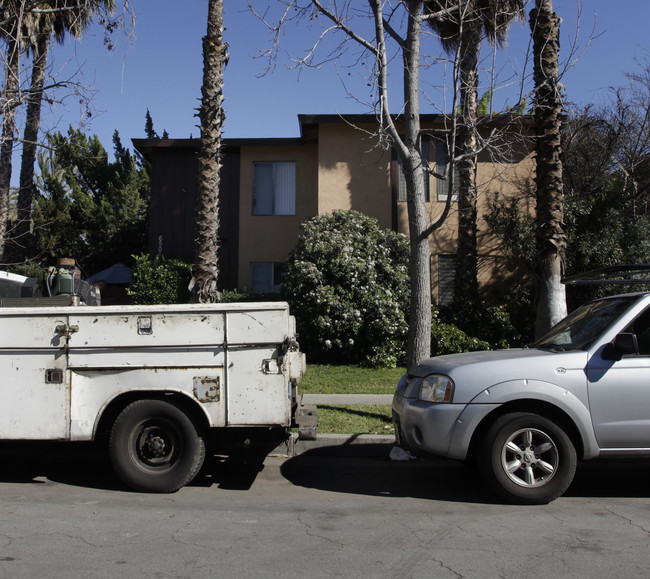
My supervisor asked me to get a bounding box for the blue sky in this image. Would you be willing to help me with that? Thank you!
[36,0,650,152]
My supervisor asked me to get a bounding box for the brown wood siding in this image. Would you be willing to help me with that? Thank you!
[148,147,198,260]
[146,143,240,290]
[218,147,240,289]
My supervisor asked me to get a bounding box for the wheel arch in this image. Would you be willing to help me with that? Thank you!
[467,399,586,463]
[94,391,211,446]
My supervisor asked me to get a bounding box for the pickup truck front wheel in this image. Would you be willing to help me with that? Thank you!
[478,412,577,504]
[109,399,206,493]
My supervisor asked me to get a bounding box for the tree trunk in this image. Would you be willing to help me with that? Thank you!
[11,32,50,264]
[454,25,480,307]
[369,0,432,369]
[190,0,226,303]
[0,31,20,261]
[405,157,433,370]
[530,0,567,337]
[402,1,432,369]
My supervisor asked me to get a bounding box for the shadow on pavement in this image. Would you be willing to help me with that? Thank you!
[0,441,121,491]
[0,440,278,493]
[280,443,495,504]
[566,458,650,499]
[2,440,650,501]
[281,444,650,504]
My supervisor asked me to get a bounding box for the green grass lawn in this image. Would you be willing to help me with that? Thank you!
[297,365,405,435]
[298,364,405,394]
[315,404,395,435]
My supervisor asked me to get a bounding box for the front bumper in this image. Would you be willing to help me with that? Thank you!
[392,392,499,460]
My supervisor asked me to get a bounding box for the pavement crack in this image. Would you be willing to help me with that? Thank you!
[297,513,346,547]
[605,506,650,537]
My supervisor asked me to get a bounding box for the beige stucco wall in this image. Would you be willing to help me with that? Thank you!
[396,141,535,304]
[237,119,535,301]
[237,142,318,290]
[316,123,392,228]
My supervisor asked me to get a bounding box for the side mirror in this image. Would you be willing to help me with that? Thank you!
[607,332,639,360]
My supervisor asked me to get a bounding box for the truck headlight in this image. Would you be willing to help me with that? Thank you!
[418,374,454,403]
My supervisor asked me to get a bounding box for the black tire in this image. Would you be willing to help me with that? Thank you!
[477,412,577,505]
[109,399,206,493]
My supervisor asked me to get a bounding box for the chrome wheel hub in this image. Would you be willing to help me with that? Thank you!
[501,427,558,488]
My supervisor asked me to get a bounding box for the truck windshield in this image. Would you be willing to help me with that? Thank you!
[532,295,639,352]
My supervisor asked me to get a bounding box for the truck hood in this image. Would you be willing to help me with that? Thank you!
[410,348,589,402]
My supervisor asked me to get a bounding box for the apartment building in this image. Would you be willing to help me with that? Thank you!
[133,114,533,304]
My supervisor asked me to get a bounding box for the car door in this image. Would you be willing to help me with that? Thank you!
[0,310,70,439]
[587,306,650,449]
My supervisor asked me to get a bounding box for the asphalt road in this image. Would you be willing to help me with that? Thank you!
[1,441,650,578]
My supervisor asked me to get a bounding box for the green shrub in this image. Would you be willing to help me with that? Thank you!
[443,301,523,349]
[127,254,192,304]
[219,289,282,303]
[431,308,490,355]
[7,262,46,279]
[283,210,410,368]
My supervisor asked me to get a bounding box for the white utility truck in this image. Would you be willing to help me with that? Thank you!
[0,261,307,492]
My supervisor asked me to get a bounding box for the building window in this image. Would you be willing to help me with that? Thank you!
[250,262,284,294]
[438,254,457,306]
[252,161,296,215]
[397,140,430,202]
[436,142,459,202]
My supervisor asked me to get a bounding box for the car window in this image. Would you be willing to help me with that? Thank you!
[533,296,639,352]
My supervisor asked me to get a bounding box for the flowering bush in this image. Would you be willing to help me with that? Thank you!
[283,210,410,367]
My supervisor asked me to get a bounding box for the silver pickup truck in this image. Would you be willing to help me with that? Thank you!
[393,292,650,504]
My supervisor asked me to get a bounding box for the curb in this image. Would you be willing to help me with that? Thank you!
[270,433,396,457]
[270,394,395,457]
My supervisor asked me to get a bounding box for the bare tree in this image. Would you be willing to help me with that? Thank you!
[189,0,227,303]
[253,0,533,367]
[0,0,22,259]
[530,0,566,337]
[252,0,469,367]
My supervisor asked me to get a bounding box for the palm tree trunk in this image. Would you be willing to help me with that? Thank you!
[530,0,567,337]
[11,32,51,263]
[190,0,227,303]
[0,32,20,261]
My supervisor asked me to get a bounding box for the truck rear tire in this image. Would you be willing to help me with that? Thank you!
[109,399,206,493]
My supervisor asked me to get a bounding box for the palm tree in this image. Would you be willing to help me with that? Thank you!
[10,0,115,263]
[0,0,23,260]
[530,0,566,337]
[426,0,524,308]
[189,0,226,303]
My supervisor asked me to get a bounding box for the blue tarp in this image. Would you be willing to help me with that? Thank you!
[88,263,133,285]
